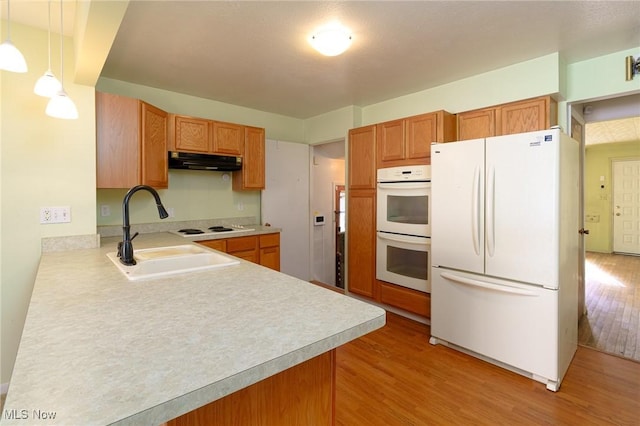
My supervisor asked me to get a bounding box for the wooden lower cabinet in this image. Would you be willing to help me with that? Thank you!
[166,350,335,426]
[198,233,280,271]
[379,281,431,318]
[226,235,260,263]
[346,190,376,298]
[198,239,226,252]
[259,233,280,271]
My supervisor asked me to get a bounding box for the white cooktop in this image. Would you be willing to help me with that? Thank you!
[170,226,255,238]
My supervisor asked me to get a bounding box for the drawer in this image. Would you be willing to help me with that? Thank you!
[226,236,258,253]
[198,239,226,252]
[259,233,280,248]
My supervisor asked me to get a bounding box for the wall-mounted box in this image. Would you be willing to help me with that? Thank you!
[586,214,600,223]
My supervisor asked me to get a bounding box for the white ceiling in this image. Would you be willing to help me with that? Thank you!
[5,1,640,143]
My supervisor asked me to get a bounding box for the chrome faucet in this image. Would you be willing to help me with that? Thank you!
[118,185,169,266]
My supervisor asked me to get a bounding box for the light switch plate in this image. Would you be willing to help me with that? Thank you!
[40,206,71,224]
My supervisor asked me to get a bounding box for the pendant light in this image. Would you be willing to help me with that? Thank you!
[34,0,62,97]
[46,0,78,119]
[0,0,28,72]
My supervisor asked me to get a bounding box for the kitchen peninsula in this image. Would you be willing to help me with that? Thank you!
[2,232,385,425]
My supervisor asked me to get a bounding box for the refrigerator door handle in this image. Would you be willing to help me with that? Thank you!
[472,166,481,255]
[486,165,496,257]
[440,271,538,296]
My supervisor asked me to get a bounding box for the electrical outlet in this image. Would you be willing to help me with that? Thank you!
[100,205,111,217]
[167,207,175,218]
[40,206,71,224]
[236,202,244,211]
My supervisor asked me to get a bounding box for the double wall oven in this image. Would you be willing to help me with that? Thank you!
[376,165,432,293]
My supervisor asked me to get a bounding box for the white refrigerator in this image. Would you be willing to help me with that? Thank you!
[429,128,579,391]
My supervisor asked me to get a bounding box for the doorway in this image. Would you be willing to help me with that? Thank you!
[311,140,346,287]
[335,184,346,288]
[612,159,640,255]
[574,93,640,362]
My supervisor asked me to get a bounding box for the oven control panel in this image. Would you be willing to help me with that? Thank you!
[377,165,431,182]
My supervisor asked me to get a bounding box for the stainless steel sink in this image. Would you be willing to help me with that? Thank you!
[107,244,240,281]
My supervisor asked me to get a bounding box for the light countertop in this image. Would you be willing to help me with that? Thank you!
[2,232,385,425]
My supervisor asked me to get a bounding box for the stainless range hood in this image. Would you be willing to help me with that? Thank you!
[168,151,242,171]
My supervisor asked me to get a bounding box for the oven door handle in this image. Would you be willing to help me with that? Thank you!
[377,232,428,246]
[377,182,431,190]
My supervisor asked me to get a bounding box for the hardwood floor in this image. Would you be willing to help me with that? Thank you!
[579,252,640,362]
[336,312,640,426]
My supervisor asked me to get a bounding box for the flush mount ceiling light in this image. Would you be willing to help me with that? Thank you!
[46,0,78,119]
[34,0,62,97]
[309,23,352,57]
[0,0,28,73]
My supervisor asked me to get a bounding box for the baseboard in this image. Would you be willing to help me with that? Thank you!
[1,382,8,395]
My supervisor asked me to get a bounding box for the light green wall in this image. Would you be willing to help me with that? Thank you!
[97,171,260,226]
[1,23,96,384]
[585,141,640,253]
[362,53,562,125]
[96,77,305,143]
[558,47,640,131]
[304,105,362,145]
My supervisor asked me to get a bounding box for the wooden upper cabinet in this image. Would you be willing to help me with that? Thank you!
[96,91,168,189]
[169,114,211,152]
[377,119,405,164]
[212,121,244,156]
[499,96,557,136]
[233,126,265,191]
[169,115,248,157]
[405,113,439,160]
[457,96,558,140]
[377,111,457,168]
[457,107,497,141]
[140,102,169,188]
[348,125,377,189]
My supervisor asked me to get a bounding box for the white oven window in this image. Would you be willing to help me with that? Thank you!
[386,245,429,281]
[376,232,431,293]
[386,194,429,225]
[377,181,431,237]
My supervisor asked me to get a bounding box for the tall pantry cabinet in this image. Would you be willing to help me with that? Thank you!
[347,125,377,298]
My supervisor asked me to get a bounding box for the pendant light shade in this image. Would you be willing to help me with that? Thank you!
[0,0,28,73]
[46,89,78,119]
[34,0,61,97]
[34,69,62,97]
[46,0,78,119]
